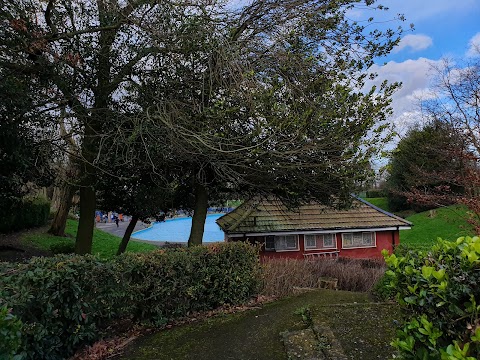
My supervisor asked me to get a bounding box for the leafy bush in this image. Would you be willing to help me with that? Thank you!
[0,242,259,359]
[0,306,24,360]
[0,197,50,233]
[49,242,75,255]
[371,272,395,301]
[366,189,386,198]
[383,236,480,359]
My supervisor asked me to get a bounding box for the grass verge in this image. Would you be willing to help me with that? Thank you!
[363,197,389,212]
[22,219,157,259]
[400,204,475,250]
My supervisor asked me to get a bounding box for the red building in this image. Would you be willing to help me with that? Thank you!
[216,197,412,260]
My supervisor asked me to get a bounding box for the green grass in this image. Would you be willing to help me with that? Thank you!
[23,219,157,259]
[400,205,476,250]
[363,197,389,212]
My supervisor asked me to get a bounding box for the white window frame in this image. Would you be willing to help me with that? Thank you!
[304,234,318,249]
[304,233,337,251]
[274,235,299,252]
[341,232,376,249]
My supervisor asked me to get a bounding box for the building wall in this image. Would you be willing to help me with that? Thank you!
[227,230,400,260]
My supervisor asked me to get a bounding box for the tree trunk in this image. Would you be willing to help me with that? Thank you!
[117,215,139,255]
[75,185,96,254]
[48,183,74,236]
[188,183,208,247]
[50,186,62,211]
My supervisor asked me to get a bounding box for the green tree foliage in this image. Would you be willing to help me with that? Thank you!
[386,122,467,212]
[0,60,53,223]
[139,0,404,245]
[2,0,404,249]
[384,237,480,359]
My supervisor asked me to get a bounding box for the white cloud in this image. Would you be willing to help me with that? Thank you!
[393,34,433,53]
[369,58,442,135]
[466,33,480,57]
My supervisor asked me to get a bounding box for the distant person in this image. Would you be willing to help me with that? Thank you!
[115,216,119,227]
[119,213,123,222]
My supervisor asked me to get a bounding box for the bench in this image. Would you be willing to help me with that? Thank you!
[303,251,340,260]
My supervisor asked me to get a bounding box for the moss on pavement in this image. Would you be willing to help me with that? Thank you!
[119,290,399,360]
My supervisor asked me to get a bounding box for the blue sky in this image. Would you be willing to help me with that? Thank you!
[368,0,480,136]
[382,0,480,62]
[228,0,479,154]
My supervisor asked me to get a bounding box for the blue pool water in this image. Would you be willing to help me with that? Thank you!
[132,213,225,242]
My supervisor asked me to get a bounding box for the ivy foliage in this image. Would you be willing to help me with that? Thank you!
[0,242,259,360]
[383,237,480,359]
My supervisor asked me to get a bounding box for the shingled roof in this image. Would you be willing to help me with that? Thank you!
[216,196,412,235]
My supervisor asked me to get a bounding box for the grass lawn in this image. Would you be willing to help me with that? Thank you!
[400,205,476,250]
[363,197,389,212]
[119,289,399,360]
[22,219,157,259]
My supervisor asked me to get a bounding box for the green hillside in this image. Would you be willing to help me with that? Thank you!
[400,205,476,250]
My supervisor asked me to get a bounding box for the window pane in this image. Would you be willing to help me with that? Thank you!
[265,236,275,250]
[305,235,316,249]
[343,232,374,248]
[323,234,334,247]
[275,236,286,250]
[286,236,297,249]
[343,233,353,246]
[362,232,373,245]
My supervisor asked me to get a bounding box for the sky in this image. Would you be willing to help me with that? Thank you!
[227,0,480,165]
[367,0,480,137]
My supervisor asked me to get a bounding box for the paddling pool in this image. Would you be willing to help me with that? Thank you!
[132,213,225,242]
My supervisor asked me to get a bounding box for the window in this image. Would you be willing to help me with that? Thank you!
[265,236,275,251]
[304,234,336,250]
[342,232,375,248]
[323,233,335,248]
[274,235,298,251]
[305,235,317,249]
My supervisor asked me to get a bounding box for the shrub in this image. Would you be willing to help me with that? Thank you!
[49,242,75,255]
[0,306,24,360]
[0,242,259,359]
[366,189,386,198]
[0,197,50,233]
[260,258,385,298]
[384,236,480,359]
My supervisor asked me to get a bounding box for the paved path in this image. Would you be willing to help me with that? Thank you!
[95,220,151,239]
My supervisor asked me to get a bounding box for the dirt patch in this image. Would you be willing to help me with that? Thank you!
[0,226,51,262]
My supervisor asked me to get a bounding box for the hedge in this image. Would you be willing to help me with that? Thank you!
[0,242,260,360]
[0,197,50,233]
[384,237,480,359]
[365,189,386,198]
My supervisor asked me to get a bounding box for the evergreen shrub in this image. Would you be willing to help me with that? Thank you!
[0,197,50,233]
[0,242,259,359]
[0,306,23,360]
[365,189,386,198]
[383,237,480,359]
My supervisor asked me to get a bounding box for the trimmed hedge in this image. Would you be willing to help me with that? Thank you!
[0,197,50,233]
[0,242,260,359]
[365,189,386,198]
[384,237,480,359]
[0,306,22,360]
